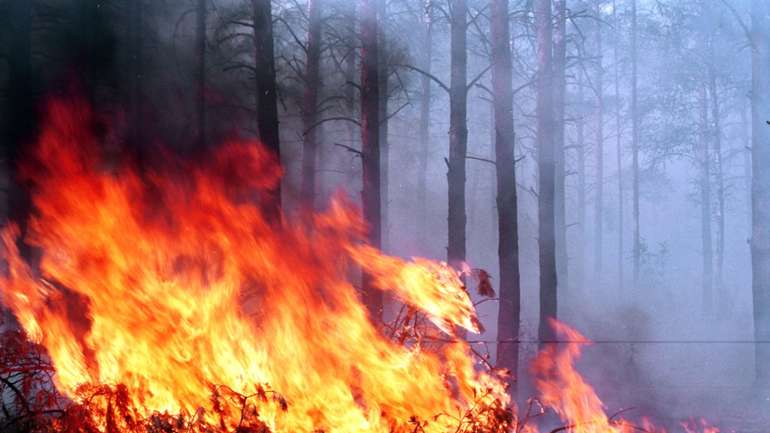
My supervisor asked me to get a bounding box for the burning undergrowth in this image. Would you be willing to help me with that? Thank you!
[0,98,728,433]
[0,97,510,433]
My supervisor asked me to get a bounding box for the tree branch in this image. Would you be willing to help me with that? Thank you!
[333,142,362,156]
[304,117,361,135]
[466,155,496,166]
[467,63,493,92]
[393,63,450,94]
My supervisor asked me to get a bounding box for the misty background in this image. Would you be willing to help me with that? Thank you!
[0,0,768,429]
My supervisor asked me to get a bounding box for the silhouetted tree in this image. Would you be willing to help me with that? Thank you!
[253,0,282,216]
[536,0,557,344]
[447,0,468,270]
[491,0,521,390]
[301,0,323,206]
[360,0,383,316]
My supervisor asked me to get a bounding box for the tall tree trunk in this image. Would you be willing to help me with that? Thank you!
[5,0,33,229]
[301,0,323,207]
[491,0,521,391]
[378,0,390,252]
[708,59,725,308]
[195,0,207,151]
[344,17,359,191]
[76,1,100,100]
[576,71,587,292]
[417,1,433,254]
[631,0,641,289]
[553,0,568,291]
[742,102,751,237]
[594,11,605,283]
[128,0,144,150]
[535,0,557,344]
[3,0,33,326]
[699,84,713,314]
[613,0,624,292]
[447,0,467,270]
[360,0,383,317]
[253,0,282,217]
[750,0,770,384]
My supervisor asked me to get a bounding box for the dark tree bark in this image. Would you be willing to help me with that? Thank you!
[360,0,383,317]
[2,0,34,326]
[128,0,144,148]
[344,14,359,189]
[491,0,521,391]
[447,0,468,270]
[631,0,640,288]
[195,0,207,151]
[75,1,100,99]
[750,0,770,383]
[4,0,33,185]
[378,0,390,252]
[613,0,624,292]
[301,0,323,207]
[417,1,433,253]
[698,84,713,314]
[553,0,568,291]
[594,9,604,282]
[253,0,282,217]
[535,0,557,344]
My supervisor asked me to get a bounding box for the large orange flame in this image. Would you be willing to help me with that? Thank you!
[0,98,508,432]
[0,98,725,433]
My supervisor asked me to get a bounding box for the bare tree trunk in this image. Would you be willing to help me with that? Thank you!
[594,10,604,284]
[5,0,32,223]
[535,0,557,344]
[631,0,641,289]
[750,0,770,384]
[447,0,467,270]
[360,0,383,317]
[417,1,433,253]
[301,0,322,207]
[253,0,282,217]
[3,0,33,327]
[76,1,100,101]
[344,17,358,191]
[491,0,521,392]
[708,58,725,309]
[195,0,207,151]
[128,0,143,150]
[576,71,587,292]
[742,102,751,236]
[553,0,568,291]
[613,0,624,292]
[378,0,390,252]
[699,84,713,314]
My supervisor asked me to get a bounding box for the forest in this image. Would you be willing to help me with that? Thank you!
[0,0,769,432]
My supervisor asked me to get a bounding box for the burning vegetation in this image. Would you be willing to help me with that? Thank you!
[0,99,723,433]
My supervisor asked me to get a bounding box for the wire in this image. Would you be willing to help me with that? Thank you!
[465,339,769,345]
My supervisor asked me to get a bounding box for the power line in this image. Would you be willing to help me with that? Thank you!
[465,339,768,345]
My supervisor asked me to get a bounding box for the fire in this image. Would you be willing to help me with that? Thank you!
[0,98,508,433]
[531,320,634,433]
[0,98,725,433]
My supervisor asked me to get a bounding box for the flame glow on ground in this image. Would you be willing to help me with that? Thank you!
[0,98,724,433]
